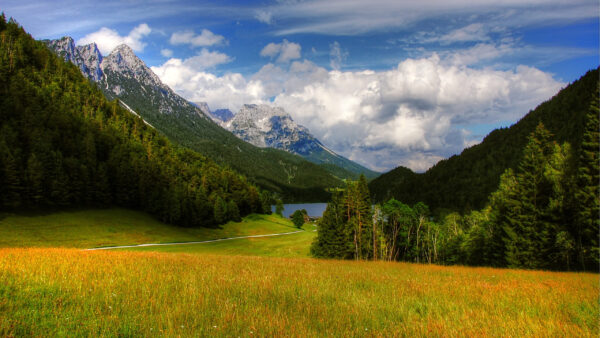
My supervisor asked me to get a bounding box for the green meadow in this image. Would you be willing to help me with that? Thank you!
[0,209,300,249]
[120,223,316,258]
[0,209,597,337]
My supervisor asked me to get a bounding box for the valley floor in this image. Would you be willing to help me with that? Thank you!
[0,209,303,250]
[0,209,597,336]
[1,248,597,336]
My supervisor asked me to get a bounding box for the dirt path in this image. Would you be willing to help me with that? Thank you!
[84,230,305,251]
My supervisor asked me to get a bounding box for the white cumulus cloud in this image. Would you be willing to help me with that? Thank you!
[78,23,151,55]
[170,29,226,47]
[260,39,301,63]
[269,55,562,171]
[151,53,258,111]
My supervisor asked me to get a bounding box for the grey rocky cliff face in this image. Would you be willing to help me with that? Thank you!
[225,104,323,156]
[102,44,165,88]
[44,37,103,82]
[193,102,212,117]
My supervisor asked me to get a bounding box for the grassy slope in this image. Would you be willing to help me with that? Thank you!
[1,248,597,337]
[0,209,299,249]
[121,223,317,258]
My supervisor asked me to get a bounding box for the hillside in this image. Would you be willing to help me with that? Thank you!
[45,37,343,202]
[370,68,599,212]
[0,17,264,226]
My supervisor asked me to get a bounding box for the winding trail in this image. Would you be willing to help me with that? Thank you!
[84,230,305,251]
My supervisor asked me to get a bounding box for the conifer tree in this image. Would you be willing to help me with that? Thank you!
[227,200,241,222]
[490,123,560,269]
[275,199,284,216]
[0,140,21,208]
[544,143,576,270]
[213,196,227,224]
[26,153,44,204]
[311,193,353,259]
[260,191,273,214]
[574,95,600,271]
[291,209,305,228]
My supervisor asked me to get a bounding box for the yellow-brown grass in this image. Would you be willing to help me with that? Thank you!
[0,248,597,337]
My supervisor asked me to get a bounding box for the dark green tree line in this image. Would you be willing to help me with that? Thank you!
[314,120,598,272]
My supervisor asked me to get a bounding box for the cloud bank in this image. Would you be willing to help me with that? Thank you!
[152,46,563,171]
[263,0,597,36]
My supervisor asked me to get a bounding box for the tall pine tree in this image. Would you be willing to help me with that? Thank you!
[574,94,600,271]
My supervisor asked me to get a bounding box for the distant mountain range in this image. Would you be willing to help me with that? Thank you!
[369,68,599,212]
[45,37,352,201]
[207,103,378,179]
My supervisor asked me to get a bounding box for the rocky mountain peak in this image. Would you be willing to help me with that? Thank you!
[102,44,164,90]
[43,37,104,82]
[77,43,103,81]
[46,36,77,61]
[105,44,143,71]
[226,104,319,154]
[224,103,377,177]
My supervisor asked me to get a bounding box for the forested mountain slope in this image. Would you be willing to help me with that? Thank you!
[45,37,343,202]
[0,16,265,226]
[370,68,599,212]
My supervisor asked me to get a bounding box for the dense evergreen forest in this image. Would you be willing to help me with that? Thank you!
[314,99,599,272]
[369,68,599,213]
[0,16,270,227]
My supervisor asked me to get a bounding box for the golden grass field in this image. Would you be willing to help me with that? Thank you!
[0,209,598,336]
[1,247,597,337]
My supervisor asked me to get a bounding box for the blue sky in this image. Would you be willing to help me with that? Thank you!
[4,0,598,172]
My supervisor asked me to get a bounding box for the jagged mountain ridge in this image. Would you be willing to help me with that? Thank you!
[45,37,344,202]
[223,104,380,179]
[227,104,321,153]
[45,37,103,81]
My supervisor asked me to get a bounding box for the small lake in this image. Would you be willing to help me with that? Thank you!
[271,203,328,218]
